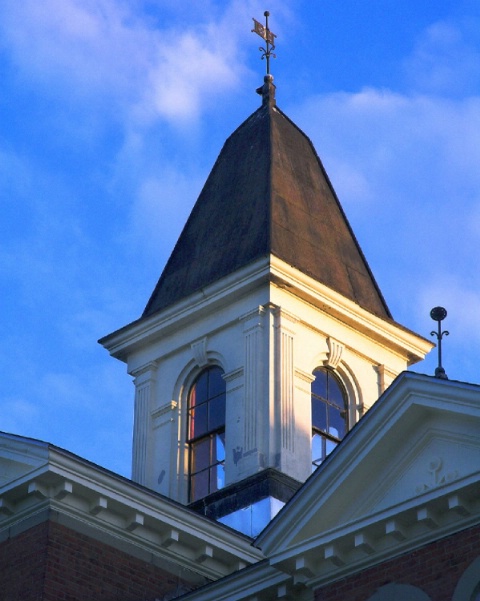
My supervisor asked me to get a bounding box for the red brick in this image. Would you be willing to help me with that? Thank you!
[0,519,201,601]
[316,523,480,601]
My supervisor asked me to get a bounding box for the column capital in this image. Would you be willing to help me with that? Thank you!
[131,361,158,384]
[240,305,267,333]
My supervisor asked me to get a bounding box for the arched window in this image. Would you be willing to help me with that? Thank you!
[367,584,431,600]
[452,557,480,601]
[311,367,348,471]
[187,366,226,503]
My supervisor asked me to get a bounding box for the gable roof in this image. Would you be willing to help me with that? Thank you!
[163,372,480,600]
[143,98,390,319]
[0,431,263,581]
[255,372,480,571]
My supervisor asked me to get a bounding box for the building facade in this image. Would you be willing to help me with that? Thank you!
[100,74,431,535]
[1,74,479,601]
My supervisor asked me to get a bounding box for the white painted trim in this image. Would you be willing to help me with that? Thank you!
[0,438,263,580]
[100,255,432,369]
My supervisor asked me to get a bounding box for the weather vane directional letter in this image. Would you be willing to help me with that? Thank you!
[252,11,277,75]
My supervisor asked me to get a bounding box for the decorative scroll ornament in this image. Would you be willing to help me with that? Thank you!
[415,456,458,494]
[326,337,344,369]
[191,337,208,367]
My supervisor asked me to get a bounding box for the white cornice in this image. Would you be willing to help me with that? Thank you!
[100,255,432,367]
[249,374,480,591]
[99,257,271,361]
[257,374,480,553]
[266,471,480,589]
[176,561,292,601]
[268,256,433,365]
[0,444,263,580]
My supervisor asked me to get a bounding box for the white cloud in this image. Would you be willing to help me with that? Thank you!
[146,31,238,121]
[292,88,480,239]
[287,21,480,384]
[417,277,480,345]
[1,399,40,435]
[130,170,201,257]
[0,0,266,126]
[403,20,480,95]
[4,363,134,476]
[414,276,480,382]
[1,0,153,90]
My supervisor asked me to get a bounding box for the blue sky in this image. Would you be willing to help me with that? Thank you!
[1,0,480,477]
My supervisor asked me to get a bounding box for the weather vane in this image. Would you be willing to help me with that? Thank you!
[252,11,277,75]
[430,306,449,379]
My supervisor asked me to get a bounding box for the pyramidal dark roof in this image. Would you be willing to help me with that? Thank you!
[143,82,391,320]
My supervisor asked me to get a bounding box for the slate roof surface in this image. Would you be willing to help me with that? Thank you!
[143,100,391,319]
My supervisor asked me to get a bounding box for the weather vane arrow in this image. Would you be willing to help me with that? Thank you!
[252,11,277,75]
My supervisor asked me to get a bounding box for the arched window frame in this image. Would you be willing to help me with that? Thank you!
[452,556,480,601]
[311,366,348,470]
[366,584,431,600]
[186,365,226,503]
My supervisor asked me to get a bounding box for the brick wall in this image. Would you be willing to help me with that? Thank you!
[315,523,480,601]
[0,520,48,600]
[0,520,199,601]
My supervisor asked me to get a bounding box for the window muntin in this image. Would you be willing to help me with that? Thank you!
[188,366,226,502]
[311,367,347,470]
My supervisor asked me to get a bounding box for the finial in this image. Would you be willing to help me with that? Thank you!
[252,11,277,76]
[430,306,449,379]
[255,74,276,106]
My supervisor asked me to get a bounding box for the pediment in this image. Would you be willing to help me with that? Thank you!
[0,433,49,488]
[350,426,480,520]
[257,373,480,556]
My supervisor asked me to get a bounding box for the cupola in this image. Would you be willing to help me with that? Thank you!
[100,26,432,535]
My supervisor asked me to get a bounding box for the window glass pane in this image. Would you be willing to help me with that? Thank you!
[312,433,324,464]
[190,470,209,502]
[329,406,346,439]
[190,404,208,439]
[312,369,327,398]
[312,398,327,432]
[328,379,345,409]
[251,498,272,537]
[215,432,225,462]
[211,463,225,492]
[188,366,226,502]
[325,438,338,456]
[193,372,208,405]
[191,438,210,474]
[209,394,226,431]
[311,367,348,471]
[218,505,252,536]
[208,366,225,398]
[189,386,198,409]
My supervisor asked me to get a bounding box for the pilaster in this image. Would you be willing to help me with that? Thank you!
[272,307,308,480]
[377,364,398,397]
[151,399,178,497]
[236,306,267,478]
[273,307,297,458]
[223,367,244,485]
[131,362,157,487]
